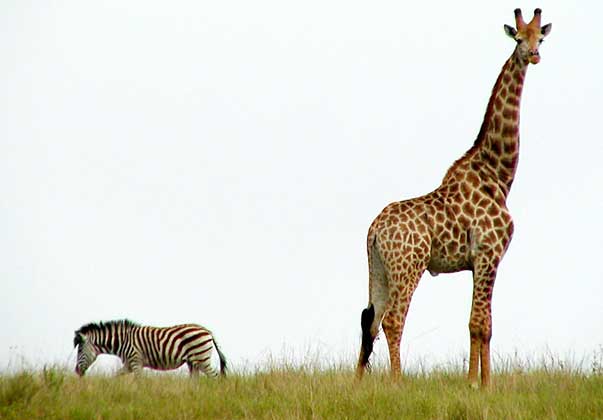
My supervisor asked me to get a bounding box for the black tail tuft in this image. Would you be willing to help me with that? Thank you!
[360,304,375,367]
[213,338,227,376]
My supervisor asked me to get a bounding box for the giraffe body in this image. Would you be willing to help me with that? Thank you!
[357,9,551,388]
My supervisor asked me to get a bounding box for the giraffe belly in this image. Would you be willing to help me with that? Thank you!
[427,248,471,275]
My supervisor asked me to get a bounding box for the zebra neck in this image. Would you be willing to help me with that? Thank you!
[95,325,131,355]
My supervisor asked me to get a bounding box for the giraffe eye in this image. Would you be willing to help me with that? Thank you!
[538,39,544,44]
[515,38,521,44]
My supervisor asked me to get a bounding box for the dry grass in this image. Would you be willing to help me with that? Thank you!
[1,359,602,420]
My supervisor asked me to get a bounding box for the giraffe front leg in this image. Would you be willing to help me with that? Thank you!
[469,262,497,389]
[468,309,493,388]
[468,332,480,388]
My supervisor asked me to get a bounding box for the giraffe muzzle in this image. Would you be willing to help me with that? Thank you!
[528,50,540,64]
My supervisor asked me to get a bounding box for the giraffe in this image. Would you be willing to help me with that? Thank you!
[356,9,552,388]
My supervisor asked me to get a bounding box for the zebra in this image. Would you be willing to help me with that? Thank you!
[73,319,227,377]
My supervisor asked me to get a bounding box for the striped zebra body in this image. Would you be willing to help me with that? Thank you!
[73,319,226,377]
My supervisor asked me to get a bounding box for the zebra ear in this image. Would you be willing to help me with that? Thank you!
[73,332,83,348]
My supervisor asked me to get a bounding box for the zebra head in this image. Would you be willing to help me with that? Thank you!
[74,331,98,376]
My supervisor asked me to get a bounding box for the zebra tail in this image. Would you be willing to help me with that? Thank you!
[213,337,227,376]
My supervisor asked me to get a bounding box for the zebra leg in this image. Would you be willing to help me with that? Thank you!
[201,359,219,377]
[189,357,219,378]
[119,355,143,376]
[187,361,200,378]
[188,359,218,378]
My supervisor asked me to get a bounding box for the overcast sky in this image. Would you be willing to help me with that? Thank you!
[2,1,602,374]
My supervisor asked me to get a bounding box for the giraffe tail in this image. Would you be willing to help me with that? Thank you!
[360,303,375,367]
[358,232,388,374]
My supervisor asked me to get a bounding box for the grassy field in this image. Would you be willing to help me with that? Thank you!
[1,362,602,420]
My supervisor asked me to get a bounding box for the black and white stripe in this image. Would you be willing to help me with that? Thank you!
[73,319,226,377]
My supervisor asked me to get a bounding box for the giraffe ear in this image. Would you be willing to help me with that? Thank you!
[541,23,552,37]
[504,25,517,39]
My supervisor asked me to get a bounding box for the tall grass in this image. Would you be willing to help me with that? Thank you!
[1,356,602,420]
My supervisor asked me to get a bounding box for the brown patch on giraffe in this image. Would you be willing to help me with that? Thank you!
[470,190,482,204]
[493,228,506,241]
[502,107,517,120]
[411,232,421,244]
[452,225,461,238]
[501,124,518,138]
[493,115,502,133]
[494,97,503,111]
[462,201,475,217]
[503,141,517,154]
[490,140,502,156]
[447,242,458,255]
[460,182,471,197]
[477,198,491,208]
[435,212,445,224]
[487,204,499,217]
[501,156,517,169]
[484,151,497,168]
[466,172,480,187]
[482,218,493,230]
[470,160,481,172]
[458,214,470,226]
[481,184,495,199]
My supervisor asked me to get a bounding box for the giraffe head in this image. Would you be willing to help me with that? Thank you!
[504,8,552,65]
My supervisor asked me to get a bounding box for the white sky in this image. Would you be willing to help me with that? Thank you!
[2,1,602,373]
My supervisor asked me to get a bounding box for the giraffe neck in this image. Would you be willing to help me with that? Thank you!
[472,50,528,194]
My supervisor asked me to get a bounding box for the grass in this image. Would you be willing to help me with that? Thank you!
[1,360,602,420]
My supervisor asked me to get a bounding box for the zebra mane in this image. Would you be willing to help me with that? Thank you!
[75,319,140,337]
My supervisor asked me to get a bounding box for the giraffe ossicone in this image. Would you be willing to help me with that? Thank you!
[356,8,552,388]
